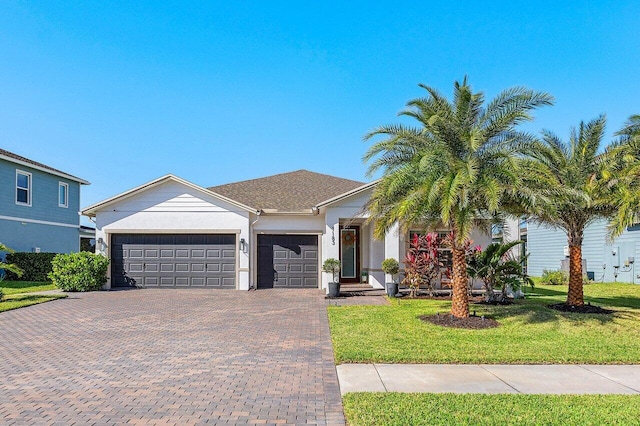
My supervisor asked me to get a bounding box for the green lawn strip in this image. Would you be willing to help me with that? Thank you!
[329,283,640,364]
[0,294,67,313]
[0,281,56,295]
[343,393,640,426]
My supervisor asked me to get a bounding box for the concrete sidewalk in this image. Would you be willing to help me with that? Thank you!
[337,364,640,394]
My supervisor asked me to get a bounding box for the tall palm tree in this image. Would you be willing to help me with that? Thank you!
[523,115,615,306]
[363,77,553,317]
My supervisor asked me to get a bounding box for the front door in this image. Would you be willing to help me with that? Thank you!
[339,226,360,283]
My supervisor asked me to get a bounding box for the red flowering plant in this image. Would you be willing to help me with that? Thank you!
[402,232,446,297]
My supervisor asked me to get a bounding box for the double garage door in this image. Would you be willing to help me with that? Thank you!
[111,234,236,288]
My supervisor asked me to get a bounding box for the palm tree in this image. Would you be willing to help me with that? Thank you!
[522,115,615,306]
[363,77,553,317]
[606,115,640,238]
[467,240,532,303]
[0,242,23,279]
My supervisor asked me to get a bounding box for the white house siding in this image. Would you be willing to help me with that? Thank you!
[527,219,640,283]
[94,180,251,289]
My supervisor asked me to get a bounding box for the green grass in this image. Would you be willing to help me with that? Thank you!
[0,280,56,295]
[343,393,640,426]
[0,293,67,313]
[328,283,640,364]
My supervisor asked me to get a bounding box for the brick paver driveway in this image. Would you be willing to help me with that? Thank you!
[0,289,344,425]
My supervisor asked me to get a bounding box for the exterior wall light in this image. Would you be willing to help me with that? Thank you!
[239,238,247,252]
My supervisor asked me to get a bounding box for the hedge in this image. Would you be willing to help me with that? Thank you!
[4,252,56,281]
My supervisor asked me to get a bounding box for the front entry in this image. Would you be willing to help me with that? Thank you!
[339,226,360,283]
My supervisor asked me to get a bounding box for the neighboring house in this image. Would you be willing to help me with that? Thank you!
[82,170,491,291]
[0,148,90,253]
[526,220,640,284]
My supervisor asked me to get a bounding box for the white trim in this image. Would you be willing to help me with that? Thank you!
[58,181,69,208]
[103,228,241,234]
[15,170,32,207]
[0,214,80,229]
[82,174,258,216]
[0,153,89,184]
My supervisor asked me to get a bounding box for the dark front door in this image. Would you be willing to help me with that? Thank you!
[110,234,236,288]
[339,226,360,283]
[257,234,318,289]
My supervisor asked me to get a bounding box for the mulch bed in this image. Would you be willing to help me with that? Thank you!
[548,302,614,315]
[420,313,500,329]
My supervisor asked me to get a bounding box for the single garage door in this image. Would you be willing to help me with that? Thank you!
[111,234,236,288]
[257,234,318,289]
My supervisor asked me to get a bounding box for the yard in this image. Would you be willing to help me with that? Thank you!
[343,393,640,426]
[328,283,640,364]
[0,281,64,313]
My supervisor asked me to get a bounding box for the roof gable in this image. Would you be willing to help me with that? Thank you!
[82,174,257,216]
[209,170,365,213]
[0,148,89,184]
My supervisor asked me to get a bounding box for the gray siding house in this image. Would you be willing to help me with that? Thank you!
[527,219,640,284]
[0,148,89,253]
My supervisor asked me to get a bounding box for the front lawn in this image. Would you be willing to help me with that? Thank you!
[0,280,56,295]
[328,283,640,364]
[0,294,67,313]
[343,393,640,426]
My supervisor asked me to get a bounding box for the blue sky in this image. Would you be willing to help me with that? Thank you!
[1,1,639,215]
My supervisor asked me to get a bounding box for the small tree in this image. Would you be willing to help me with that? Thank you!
[322,258,341,283]
[381,258,400,283]
[402,233,445,297]
[467,241,533,303]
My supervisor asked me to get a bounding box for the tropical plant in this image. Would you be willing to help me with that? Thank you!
[0,242,24,281]
[322,258,341,283]
[522,115,619,306]
[363,77,553,317]
[402,233,445,297]
[381,258,400,282]
[467,241,532,303]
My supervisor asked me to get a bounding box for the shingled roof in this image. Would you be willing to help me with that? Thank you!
[0,148,89,184]
[209,170,365,212]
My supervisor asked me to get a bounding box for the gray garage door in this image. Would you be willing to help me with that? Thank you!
[111,234,236,288]
[257,235,318,289]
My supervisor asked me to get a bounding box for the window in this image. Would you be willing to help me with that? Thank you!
[58,182,68,208]
[16,170,31,206]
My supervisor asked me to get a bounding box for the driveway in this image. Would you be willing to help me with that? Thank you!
[0,289,344,425]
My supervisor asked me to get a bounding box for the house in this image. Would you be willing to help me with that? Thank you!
[0,148,90,253]
[526,219,640,284]
[81,170,491,291]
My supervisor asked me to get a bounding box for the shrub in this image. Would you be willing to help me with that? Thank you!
[4,252,56,281]
[48,252,109,292]
[381,258,400,276]
[541,269,569,285]
[0,287,4,302]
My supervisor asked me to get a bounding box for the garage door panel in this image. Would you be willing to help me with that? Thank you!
[111,234,236,289]
[257,235,318,289]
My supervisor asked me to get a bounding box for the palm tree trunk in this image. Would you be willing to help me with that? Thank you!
[567,244,584,306]
[451,247,470,318]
